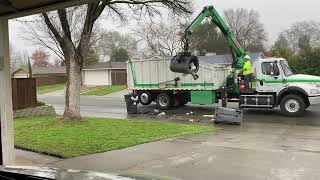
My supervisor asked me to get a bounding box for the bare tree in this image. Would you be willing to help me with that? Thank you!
[281,21,320,52]
[31,49,51,67]
[224,8,267,52]
[273,33,290,50]
[9,45,28,70]
[54,57,63,66]
[21,0,191,120]
[21,6,101,62]
[135,17,185,57]
[98,31,138,61]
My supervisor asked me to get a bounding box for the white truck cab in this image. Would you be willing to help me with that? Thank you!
[242,58,320,116]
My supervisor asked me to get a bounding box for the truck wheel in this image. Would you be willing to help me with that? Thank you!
[139,91,153,105]
[178,96,189,105]
[280,94,306,116]
[156,93,172,110]
[172,96,181,107]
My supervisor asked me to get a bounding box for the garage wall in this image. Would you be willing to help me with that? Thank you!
[83,69,110,86]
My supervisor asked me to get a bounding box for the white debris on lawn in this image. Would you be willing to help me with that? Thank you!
[157,112,166,118]
[210,119,215,123]
[203,115,215,118]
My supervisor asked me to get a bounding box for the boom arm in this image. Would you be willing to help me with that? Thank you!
[183,6,248,69]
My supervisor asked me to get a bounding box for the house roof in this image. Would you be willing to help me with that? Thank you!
[83,62,126,70]
[32,66,66,75]
[198,52,264,65]
[11,67,28,74]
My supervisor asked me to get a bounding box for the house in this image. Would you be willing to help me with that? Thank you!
[82,62,127,86]
[198,52,264,65]
[11,68,29,79]
[32,66,66,86]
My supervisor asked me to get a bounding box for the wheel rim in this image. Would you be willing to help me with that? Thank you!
[140,93,149,103]
[285,99,300,113]
[159,96,168,107]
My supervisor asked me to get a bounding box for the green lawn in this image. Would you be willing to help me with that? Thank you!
[37,83,65,95]
[81,85,126,96]
[14,116,214,158]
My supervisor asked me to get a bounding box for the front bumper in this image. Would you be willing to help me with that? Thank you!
[309,95,320,105]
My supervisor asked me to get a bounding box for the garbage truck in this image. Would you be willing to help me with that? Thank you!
[127,6,320,116]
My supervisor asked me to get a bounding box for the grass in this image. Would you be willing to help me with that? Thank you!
[14,116,214,158]
[81,85,126,96]
[37,83,65,95]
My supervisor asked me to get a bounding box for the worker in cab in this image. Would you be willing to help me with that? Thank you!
[243,55,252,91]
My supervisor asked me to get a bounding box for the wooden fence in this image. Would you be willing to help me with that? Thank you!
[11,78,37,110]
[111,70,127,85]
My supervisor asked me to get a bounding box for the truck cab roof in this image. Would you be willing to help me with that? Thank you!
[257,57,287,63]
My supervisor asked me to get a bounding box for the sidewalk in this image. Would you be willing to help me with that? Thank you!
[15,149,62,166]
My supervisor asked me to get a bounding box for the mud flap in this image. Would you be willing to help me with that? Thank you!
[214,107,243,125]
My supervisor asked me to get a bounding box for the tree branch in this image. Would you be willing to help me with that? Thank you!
[58,9,72,41]
[42,12,63,44]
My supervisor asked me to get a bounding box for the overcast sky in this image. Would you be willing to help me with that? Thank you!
[8,0,320,55]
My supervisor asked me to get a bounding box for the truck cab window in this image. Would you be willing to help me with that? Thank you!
[261,62,280,76]
[280,60,294,76]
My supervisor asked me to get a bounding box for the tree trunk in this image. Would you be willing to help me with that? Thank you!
[63,47,82,120]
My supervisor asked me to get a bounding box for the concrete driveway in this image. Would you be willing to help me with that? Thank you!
[49,120,320,180]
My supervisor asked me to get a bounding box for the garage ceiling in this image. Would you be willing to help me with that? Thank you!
[0,0,96,19]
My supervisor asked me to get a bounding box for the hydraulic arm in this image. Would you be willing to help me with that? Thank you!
[170,5,249,75]
[183,6,248,69]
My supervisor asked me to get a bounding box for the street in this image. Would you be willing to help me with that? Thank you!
[39,90,320,126]
[34,90,320,179]
[38,90,128,119]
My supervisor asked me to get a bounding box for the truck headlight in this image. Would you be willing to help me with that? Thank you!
[310,89,320,94]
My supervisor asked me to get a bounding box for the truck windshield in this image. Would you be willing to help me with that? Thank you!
[280,60,294,76]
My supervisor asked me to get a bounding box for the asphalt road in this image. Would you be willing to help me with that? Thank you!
[39,89,320,126]
[38,90,128,119]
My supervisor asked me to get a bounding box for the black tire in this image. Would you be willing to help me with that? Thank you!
[280,94,306,117]
[156,93,172,110]
[172,96,181,107]
[178,96,189,105]
[171,94,188,107]
[139,91,153,105]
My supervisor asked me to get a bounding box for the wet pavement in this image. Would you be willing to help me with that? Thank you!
[15,149,62,166]
[50,121,320,180]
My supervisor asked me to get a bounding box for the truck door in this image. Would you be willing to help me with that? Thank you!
[256,61,285,93]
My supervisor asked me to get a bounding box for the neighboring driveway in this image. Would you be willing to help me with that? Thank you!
[50,120,320,180]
